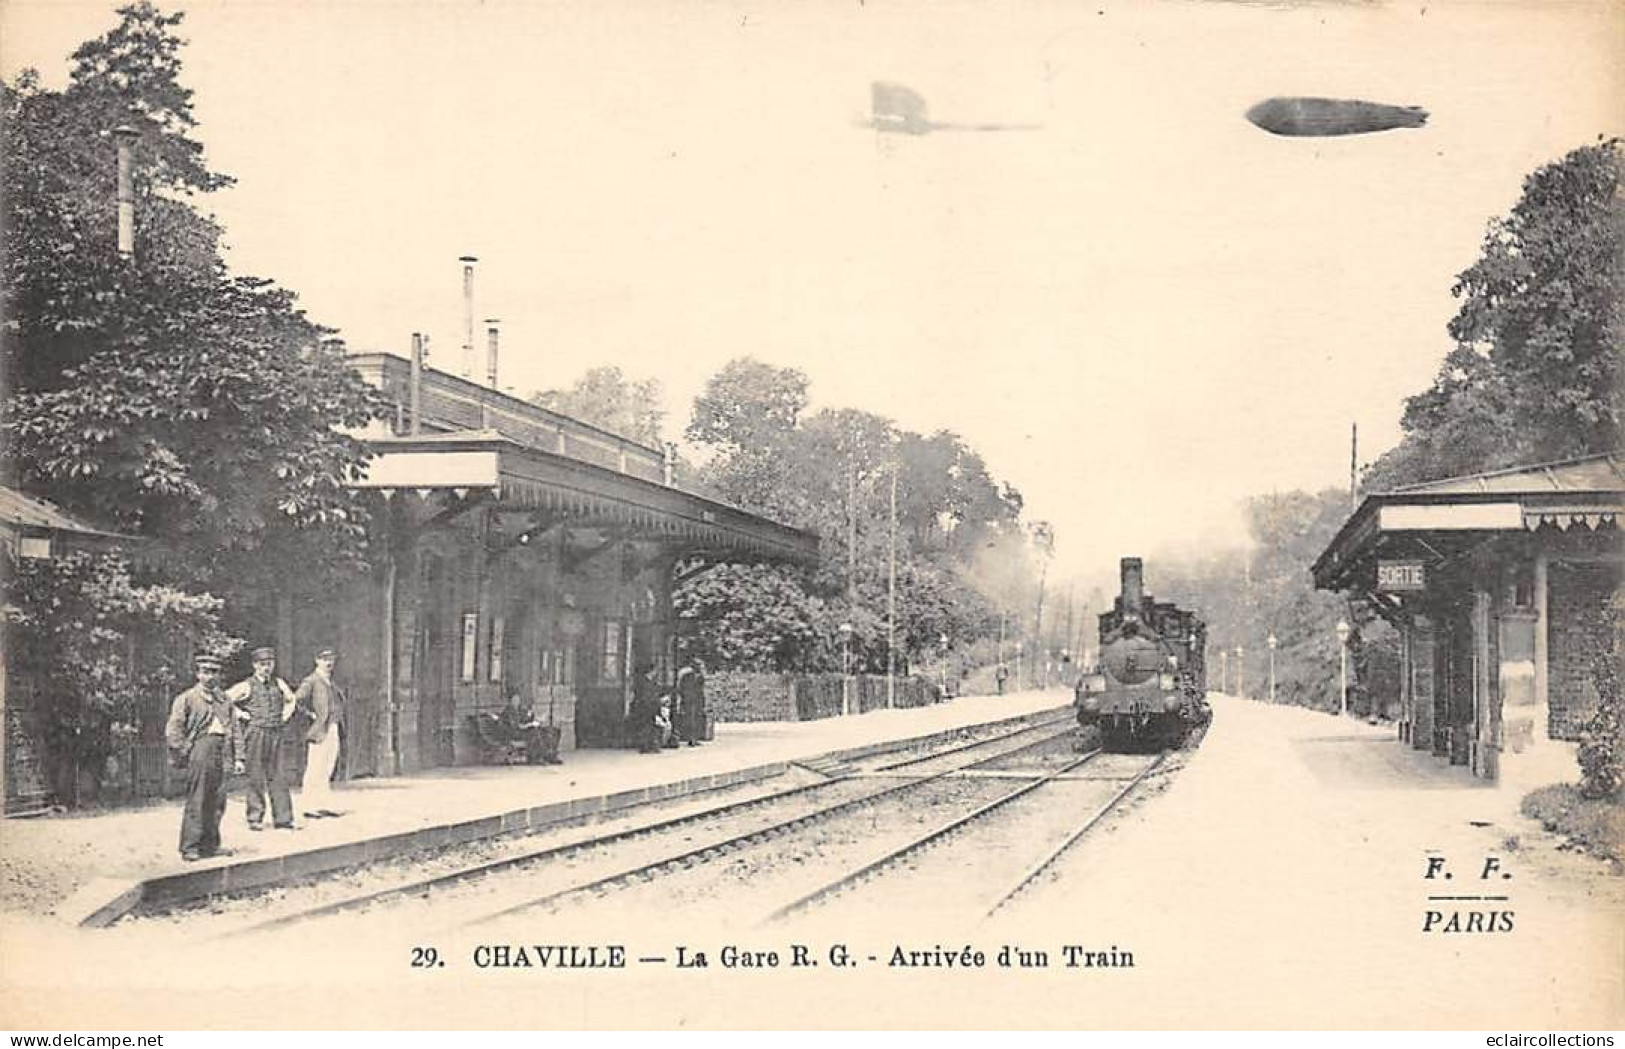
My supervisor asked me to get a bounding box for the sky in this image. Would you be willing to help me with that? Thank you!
[4,0,1622,585]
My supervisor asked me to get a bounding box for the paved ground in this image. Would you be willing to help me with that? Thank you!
[1,691,1618,1030]
[0,687,1068,916]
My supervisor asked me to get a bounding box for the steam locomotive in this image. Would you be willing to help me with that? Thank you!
[1074,557,1209,750]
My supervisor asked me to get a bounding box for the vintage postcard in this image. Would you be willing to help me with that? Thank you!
[1,0,1621,1032]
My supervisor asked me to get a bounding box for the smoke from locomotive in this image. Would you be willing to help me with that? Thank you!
[1075,557,1210,749]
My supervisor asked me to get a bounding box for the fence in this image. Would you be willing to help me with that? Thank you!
[708,672,942,723]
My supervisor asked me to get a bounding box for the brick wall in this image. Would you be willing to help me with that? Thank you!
[1547,561,1622,741]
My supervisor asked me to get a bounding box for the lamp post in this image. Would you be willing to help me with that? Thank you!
[938,633,949,701]
[1015,641,1025,693]
[1267,633,1278,704]
[839,622,853,716]
[1235,646,1246,700]
[1336,619,1351,717]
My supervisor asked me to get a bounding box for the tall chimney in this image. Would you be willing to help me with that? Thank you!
[459,255,478,378]
[409,332,424,435]
[484,319,500,389]
[114,126,138,259]
[1119,557,1144,615]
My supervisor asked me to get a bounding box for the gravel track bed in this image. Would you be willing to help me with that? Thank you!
[790,757,1160,931]
[116,769,833,934]
[993,755,1184,922]
[115,714,1074,940]
[857,719,1075,777]
[202,772,1012,942]
[517,775,1021,934]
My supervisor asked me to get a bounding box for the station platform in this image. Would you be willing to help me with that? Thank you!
[0,687,1071,925]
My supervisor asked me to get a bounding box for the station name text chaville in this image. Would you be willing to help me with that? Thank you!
[460,942,1133,971]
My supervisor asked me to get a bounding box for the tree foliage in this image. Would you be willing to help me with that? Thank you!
[3,2,388,618]
[679,357,1035,673]
[2,4,388,804]
[1576,589,1624,800]
[1154,489,1374,713]
[5,552,229,803]
[531,366,665,447]
[1365,139,1623,490]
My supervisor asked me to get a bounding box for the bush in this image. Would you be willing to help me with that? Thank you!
[1576,592,1624,800]
[1521,783,1624,864]
[5,552,231,805]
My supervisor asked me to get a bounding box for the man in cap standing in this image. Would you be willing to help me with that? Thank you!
[164,654,245,861]
[293,648,345,818]
[228,646,299,830]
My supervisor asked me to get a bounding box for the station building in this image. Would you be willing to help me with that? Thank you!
[2,353,817,811]
[1313,453,1623,786]
[269,353,821,778]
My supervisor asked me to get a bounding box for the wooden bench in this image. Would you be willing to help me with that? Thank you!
[466,713,530,765]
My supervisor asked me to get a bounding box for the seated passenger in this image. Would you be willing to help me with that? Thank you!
[497,693,562,765]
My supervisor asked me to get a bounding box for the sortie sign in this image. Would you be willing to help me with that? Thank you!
[1377,560,1427,591]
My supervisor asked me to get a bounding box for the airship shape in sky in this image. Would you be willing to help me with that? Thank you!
[1246,97,1428,137]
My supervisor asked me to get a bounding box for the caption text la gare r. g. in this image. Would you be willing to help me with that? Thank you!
[408,942,1135,972]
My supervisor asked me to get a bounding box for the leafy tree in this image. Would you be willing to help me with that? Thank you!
[1365,139,1623,491]
[1155,489,1362,713]
[3,3,387,625]
[532,366,665,446]
[680,357,1043,675]
[687,359,809,519]
[2,5,388,803]
[5,552,229,804]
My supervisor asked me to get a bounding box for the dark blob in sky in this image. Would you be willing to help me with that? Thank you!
[1246,97,1428,137]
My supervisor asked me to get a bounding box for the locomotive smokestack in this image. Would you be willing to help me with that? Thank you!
[1119,557,1145,615]
[459,255,478,379]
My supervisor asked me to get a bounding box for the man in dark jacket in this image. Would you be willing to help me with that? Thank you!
[676,658,707,746]
[628,662,662,753]
[165,654,245,861]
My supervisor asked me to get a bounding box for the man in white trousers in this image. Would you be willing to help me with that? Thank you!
[293,648,345,819]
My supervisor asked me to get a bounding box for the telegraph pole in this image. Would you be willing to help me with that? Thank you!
[886,461,897,710]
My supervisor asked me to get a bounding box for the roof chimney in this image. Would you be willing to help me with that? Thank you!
[484,319,500,390]
[409,332,424,435]
[459,255,478,379]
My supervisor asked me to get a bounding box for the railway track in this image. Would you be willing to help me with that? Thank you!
[212,712,1077,938]
[982,751,1167,918]
[760,747,1106,923]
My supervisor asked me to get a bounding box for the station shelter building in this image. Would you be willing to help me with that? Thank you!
[1312,453,1623,787]
[269,353,818,778]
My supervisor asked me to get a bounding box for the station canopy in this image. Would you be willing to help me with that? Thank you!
[351,431,819,566]
[1313,452,1624,593]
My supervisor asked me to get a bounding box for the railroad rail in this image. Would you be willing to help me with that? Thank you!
[983,751,1168,918]
[219,713,1076,937]
[760,747,1116,924]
